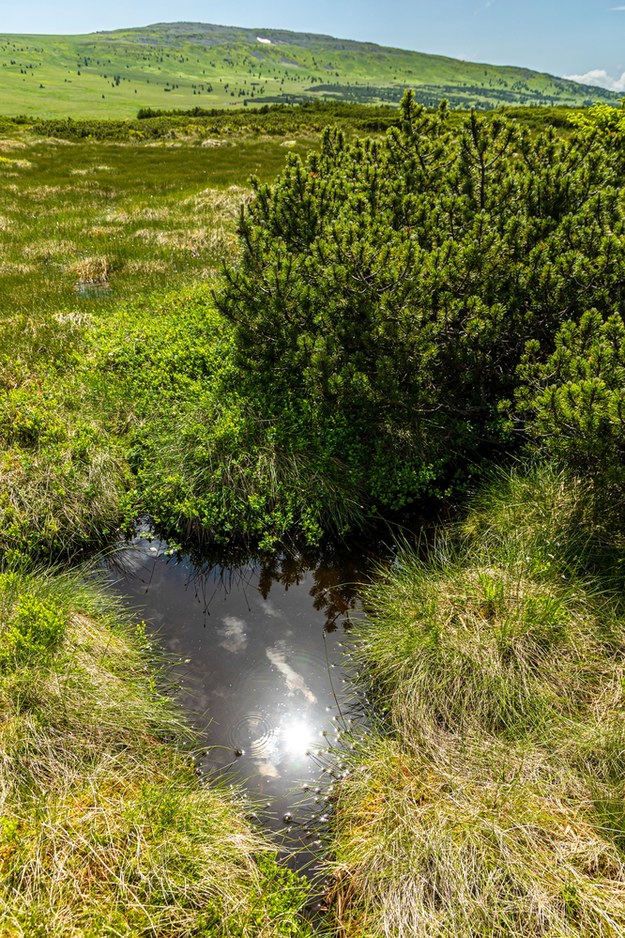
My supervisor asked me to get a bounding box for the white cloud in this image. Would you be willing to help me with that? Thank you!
[266,644,317,703]
[611,5,625,10]
[565,69,625,91]
[218,616,247,654]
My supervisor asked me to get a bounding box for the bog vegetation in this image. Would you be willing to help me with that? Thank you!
[4,96,625,935]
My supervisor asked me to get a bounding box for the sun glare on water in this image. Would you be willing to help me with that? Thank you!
[280,716,316,760]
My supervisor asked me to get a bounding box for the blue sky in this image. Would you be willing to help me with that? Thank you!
[0,1,623,89]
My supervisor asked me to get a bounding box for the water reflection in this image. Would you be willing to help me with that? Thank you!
[257,550,362,632]
[106,532,371,859]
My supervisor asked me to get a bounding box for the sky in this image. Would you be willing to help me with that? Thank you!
[0,0,623,90]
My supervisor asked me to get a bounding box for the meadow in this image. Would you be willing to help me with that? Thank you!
[0,129,316,319]
[0,21,617,118]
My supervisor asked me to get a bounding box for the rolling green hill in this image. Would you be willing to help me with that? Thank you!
[0,21,619,118]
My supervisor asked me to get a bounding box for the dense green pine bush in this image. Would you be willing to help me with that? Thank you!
[516,310,625,510]
[215,91,625,528]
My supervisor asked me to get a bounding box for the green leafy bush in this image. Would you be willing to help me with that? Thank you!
[0,580,66,669]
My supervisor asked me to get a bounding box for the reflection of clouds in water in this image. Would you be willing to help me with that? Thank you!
[108,543,158,575]
[240,714,283,779]
[247,715,316,778]
[260,599,284,620]
[266,644,317,703]
[255,759,280,779]
[218,616,248,653]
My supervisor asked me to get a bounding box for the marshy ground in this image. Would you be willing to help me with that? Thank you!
[3,109,625,938]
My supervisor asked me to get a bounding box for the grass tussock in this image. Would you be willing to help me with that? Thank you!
[329,736,625,937]
[464,464,625,591]
[327,465,625,937]
[360,558,612,740]
[0,569,312,936]
[67,254,110,283]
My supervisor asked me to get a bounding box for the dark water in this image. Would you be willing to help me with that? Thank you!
[106,530,372,867]
[75,281,111,297]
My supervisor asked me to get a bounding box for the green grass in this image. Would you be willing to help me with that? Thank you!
[0,130,315,322]
[0,568,314,935]
[325,464,625,936]
[0,21,618,118]
[0,127,323,563]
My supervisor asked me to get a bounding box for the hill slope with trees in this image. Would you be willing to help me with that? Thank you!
[0,20,619,117]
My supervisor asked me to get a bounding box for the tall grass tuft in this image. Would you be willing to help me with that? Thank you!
[328,734,625,937]
[326,464,625,936]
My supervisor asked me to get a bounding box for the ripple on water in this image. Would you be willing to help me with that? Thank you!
[229,712,276,761]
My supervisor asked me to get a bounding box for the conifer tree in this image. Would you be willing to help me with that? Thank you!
[215,91,625,517]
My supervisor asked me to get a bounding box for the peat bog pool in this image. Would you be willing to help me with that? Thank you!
[106,530,375,870]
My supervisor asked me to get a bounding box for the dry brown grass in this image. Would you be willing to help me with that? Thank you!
[0,139,28,151]
[0,261,35,275]
[189,183,251,215]
[106,206,172,223]
[123,258,172,274]
[134,225,238,258]
[328,734,625,938]
[67,255,110,283]
[23,238,76,260]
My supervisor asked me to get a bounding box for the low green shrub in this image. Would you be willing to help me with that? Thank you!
[91,286,366,549]
[214,92,625,528]
[0,583,66,670]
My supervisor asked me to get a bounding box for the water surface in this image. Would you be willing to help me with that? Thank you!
[107,532,371,864]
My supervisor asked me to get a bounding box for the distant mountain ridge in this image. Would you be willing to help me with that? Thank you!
[0,21,618,119]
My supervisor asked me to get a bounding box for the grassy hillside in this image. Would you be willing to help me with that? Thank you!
[0,20,619,118]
